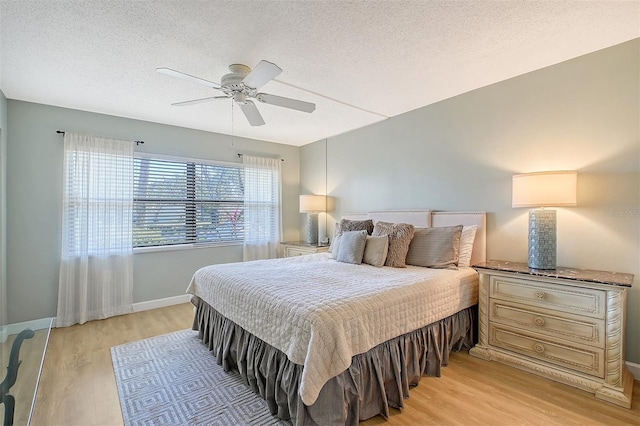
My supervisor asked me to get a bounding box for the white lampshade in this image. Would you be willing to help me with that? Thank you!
[512,171,577,208]
[299,195,326,213]
[512,171,577,270]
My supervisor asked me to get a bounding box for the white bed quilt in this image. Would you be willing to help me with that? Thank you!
[187,253,478,405]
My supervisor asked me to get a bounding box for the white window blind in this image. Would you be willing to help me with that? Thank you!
[133,155,244,248]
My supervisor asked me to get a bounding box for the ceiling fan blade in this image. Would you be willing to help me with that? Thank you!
[242,60,282,90]
[239,101,265,126]
[171,96,230,106]
[157,67,221,89]
[257,93,316,113]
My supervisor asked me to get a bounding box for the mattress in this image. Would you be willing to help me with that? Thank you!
[187,253,478,405]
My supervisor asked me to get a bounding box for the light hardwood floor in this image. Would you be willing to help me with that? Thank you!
[31,304,194,426]
[32,304,639,425]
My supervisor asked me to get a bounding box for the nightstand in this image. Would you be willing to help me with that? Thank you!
[281,241,329,257]
[470,260,634,408]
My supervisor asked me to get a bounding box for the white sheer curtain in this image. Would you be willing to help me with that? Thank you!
[243,155,282,261]
[56,133,134,327]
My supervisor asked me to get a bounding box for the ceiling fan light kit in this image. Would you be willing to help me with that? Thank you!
[158,60,315,126]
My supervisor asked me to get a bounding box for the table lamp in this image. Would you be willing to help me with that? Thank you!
[299,195,326,244]
[512,171,577,269]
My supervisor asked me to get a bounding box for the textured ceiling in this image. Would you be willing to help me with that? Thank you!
[0,1,638,146]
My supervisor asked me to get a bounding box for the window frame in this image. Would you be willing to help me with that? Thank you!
[132,152,245,253]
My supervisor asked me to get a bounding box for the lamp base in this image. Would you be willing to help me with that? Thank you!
[305,213,318,244]
[528,209,556,269]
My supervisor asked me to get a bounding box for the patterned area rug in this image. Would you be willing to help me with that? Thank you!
[111,329,288,425]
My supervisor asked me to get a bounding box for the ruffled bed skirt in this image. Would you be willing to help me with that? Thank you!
[192,298,476,425]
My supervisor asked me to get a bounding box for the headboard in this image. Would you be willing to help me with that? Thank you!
[341,210,486,265]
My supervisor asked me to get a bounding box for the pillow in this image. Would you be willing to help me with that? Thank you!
[458,225,478,267]
[330,233,343,259]
[372,221,415,268]
[340,218,374,235]
[405,225,463,269]
[329,218,374,252]
[328,222,340,253]
[336,230,368,264]
[362,235,389,267]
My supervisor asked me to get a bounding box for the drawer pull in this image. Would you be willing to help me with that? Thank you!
[535,291,546,300]
[534,317,545,326]
[533,343,545,354]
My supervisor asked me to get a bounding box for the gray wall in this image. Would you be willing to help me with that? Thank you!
[301,39,640,363]
[6,101,300,323]
[0,90,6,327]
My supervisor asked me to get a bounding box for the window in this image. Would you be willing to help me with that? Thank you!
[133,154,244,248]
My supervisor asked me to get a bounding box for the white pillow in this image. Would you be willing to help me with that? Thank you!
[363,235,389,267]
[330,234,343,259]
[458,225,478,267]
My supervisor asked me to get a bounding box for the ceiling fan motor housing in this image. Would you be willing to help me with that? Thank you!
[221,64,256,98]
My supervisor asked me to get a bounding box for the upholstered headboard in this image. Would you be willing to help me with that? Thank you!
[341,210,486,265]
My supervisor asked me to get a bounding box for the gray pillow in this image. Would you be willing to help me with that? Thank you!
[363,235,389,267]
[340,218,374,235]
[336,230,368,264]
[372,221,415,268]
[405,225,463,269]
[329,218,374,252]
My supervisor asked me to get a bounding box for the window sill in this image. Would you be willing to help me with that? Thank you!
[133,242,243,254]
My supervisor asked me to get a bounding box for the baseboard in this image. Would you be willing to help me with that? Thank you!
[627,361,640,381]
[8,296,190,331]
[1,317,53,340]
[132,294,191,312]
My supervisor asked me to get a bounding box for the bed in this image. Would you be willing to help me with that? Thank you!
[187,210,486,425]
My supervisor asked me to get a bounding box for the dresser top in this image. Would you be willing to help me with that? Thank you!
[473,260,633,287]
[281,241,329,248]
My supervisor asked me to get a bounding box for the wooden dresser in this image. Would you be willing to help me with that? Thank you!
[470,260,634,408]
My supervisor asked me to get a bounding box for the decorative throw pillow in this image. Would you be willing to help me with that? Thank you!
[406,225,463,269]
[340,218,374,235]
[329,219,374,252]
[458,225,478,267]
[372,221,415,268]
[336,230,368,264]
[362,235,389,267]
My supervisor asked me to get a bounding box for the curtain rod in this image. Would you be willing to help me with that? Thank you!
[56,130,145,146]
[237,153,284,162]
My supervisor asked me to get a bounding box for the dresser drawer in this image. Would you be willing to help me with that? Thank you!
[489,300,604,348]
[285,247,313,257]
[489,324,604,378]
[490,276,605,319]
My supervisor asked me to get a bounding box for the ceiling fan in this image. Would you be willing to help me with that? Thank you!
[157,60,316,126]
